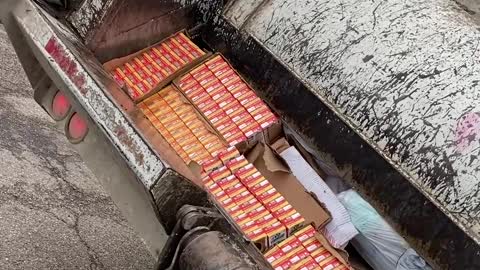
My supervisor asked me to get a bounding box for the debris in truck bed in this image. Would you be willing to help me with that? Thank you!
[176,54,277,146]
[107,32,206,101]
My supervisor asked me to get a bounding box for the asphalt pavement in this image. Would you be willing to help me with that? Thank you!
[0,25,154,270]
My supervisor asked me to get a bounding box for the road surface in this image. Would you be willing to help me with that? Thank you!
[0,25,154,270]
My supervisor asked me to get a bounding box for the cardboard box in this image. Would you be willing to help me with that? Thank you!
[173,53,282,150]
[204,54,226,69]
[216,175,239,190]
[218,196,236,209]
[240,219,258,234]
[174,33,205,58]
[223,182,245,197]
[318,257,341,270]
[272,256,293,270]
[232,211,250,225]
[208,166,231,182]
[262,194,287,211]
[241,201,263,213]
[246,142,331,229]
[246,204,268,219]
[277,235,303,254]
[239,171,264,187]
[255,187,280,206]
[225,155,249,173]
[246,227,267,250]
[226,204,243,217]
[294,225,316,242]
[104,30,210,102]
[230,189,253,204]
[201,157,223,173]
[287,247,310,266]
[290,257,319,270]
[246,178,271,194]
[234,164,259,181]
[264,246,285,265]
[311,232,351,268]
[311,247,331,264]
[140,85,227,167]
[255,213,276,228]
[264,220,287,247]
[303,237,323,253]
[282,212,306,236]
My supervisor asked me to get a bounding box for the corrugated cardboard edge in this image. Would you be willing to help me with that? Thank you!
[246,142,332,229]
[103,29,212,103]
[315,232,352,269]
[269,138,333,218]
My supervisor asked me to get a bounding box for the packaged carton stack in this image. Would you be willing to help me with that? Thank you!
[110,32,206,101]
[265,225,349,270]
[202,146,305,249]
[176,55,278,145]
[138,85,226,164]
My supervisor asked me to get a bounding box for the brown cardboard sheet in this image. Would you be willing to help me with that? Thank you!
[246,141,331,230]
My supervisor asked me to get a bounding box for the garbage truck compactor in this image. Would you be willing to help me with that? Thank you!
[1,0,480,269]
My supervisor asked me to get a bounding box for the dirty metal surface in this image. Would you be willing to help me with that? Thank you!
[86,0,194,63]
[151,169,210,234]
[223,0,264,29]
[153,0,480,268]
[224,0,480,247]
[66,0,115,42]
[10,1,165,189]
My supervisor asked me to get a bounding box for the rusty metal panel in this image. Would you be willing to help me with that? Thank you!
[224,0,480,247]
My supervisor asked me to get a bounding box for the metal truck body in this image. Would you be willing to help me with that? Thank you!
[1,0,479,269]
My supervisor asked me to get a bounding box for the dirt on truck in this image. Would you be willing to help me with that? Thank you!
[1,0,480,269]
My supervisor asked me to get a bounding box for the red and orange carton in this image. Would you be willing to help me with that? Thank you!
[294,225,316,243]
[234,164,259,181]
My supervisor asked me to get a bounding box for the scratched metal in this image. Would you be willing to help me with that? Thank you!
[223,0,264,28]
[67,0,114,42]
[222,0,480,243]
[14,2,164,189]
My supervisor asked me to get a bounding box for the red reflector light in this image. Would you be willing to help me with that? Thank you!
[67,113,88,142]
[51,91,71,120]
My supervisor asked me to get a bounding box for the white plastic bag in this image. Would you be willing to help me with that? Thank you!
[338,190,432,270]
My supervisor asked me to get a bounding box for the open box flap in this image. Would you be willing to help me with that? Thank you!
[246,141,331,230]
[315,232,352,268]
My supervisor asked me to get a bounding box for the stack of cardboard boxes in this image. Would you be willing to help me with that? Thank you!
[176,55,277,146]
[138,85,226,164]
[265,226,348,270]
[110,32,206,101]
[202,147,305,249]
[108,36,352,269]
